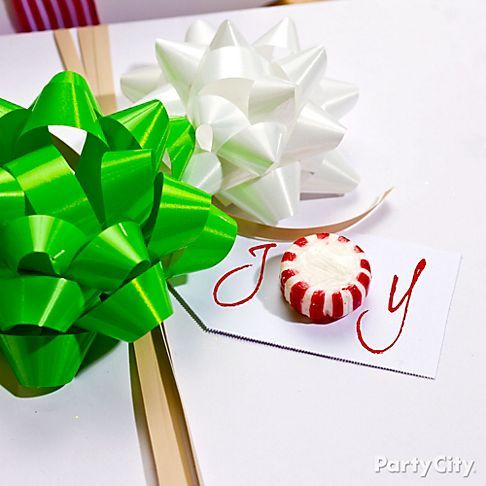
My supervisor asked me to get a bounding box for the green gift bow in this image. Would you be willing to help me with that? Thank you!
[0,71,237,389]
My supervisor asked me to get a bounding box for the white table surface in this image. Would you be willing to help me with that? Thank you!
[1,0,485,485]
[0,343,150,485]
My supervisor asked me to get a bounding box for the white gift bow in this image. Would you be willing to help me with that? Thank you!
[121,18,360,225]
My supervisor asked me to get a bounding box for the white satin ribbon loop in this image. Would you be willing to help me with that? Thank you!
[209,20,249,50]
[155,39,205,102]
[185,20,216,45]
[191,94,249,150]
[248,76,296,124]
[221,162,301,225]
[315,78,359,118]
[181,150,223,194]
[286,102,346,159]
[218,122,286,176]
[300,150,360,195]
[254,17,300,60]
[277,46,327,98]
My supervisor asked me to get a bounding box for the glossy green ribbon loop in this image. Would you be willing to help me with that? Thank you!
[147,174,212,258]
[77,263,171,342]
[0,100,30,163]
[0,71,237,388]
[100,150,154,226]
[166,117,195,179]
[67,221,150,291]
[6,145,101,235]
[0,215,87,275]
[0,328,96,388]
[0,167,25,222]
[0,276,85,333]
[166,205,238,277]
[100,100,169,173]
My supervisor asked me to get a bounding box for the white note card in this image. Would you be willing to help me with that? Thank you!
[173,234,461,378]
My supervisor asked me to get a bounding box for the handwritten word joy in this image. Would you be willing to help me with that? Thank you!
[213,244,427,354]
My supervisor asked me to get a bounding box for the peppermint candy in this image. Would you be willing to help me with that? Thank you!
[280,233,371,323]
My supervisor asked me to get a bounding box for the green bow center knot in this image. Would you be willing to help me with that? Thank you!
[0,72,237,389]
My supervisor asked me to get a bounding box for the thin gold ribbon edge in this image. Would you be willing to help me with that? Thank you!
[234,187,393,241]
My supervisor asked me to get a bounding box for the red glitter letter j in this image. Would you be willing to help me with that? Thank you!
[213,243,277,307]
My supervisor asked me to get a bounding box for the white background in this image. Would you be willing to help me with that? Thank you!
[0,0,485,485]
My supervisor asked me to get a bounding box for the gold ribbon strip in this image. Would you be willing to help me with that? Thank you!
[234,188,393,241]
[54,26,116,114]
[134,328,201,486]
[54,26,199,486]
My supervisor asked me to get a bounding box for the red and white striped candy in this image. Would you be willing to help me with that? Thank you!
[280,233,371,324]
